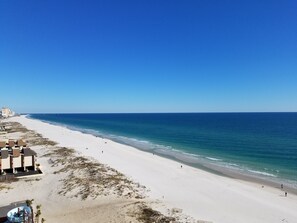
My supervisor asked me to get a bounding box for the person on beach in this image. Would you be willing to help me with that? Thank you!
[281,184,283,189]
[285,192,287,197]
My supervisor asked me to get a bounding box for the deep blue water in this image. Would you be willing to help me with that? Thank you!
[29,113,297,186]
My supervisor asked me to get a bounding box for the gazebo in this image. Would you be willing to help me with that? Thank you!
[6,206,32,223]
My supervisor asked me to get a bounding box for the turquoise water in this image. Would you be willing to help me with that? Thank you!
[30,113,297,186]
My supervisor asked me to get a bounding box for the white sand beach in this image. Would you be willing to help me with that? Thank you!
[3,115,297,223]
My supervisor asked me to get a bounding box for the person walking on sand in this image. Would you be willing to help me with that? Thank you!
[281,184,283,189]
[285,192,288,197]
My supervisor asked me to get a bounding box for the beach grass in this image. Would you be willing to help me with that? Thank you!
[46,146,146,200]
[0,184,12,191]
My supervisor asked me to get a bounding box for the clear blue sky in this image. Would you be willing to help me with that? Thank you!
[1,0,296,113]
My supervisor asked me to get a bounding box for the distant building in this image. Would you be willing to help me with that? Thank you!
[0,139,36,174]
[1,107,15,118]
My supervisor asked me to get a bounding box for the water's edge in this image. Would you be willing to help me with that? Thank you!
[25,114,297,195]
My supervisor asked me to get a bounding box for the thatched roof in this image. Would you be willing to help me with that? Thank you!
[8,140,15,147]
[17,139,26,147]
[0,141,6,148]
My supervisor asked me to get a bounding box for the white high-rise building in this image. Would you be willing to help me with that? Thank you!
[1,107,15,118]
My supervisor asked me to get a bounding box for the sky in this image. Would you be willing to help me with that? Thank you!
[0,0,297,113]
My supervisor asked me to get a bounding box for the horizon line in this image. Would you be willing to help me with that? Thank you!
[21,111,297,115]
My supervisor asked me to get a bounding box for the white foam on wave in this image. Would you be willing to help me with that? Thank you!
[117,136,150,144]
[206,157,222,161]
[247,170,276,177]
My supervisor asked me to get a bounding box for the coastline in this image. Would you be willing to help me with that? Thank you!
[28,114,297,195]
[7,115,297,223]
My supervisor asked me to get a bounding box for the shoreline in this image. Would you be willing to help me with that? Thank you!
[27,115,297,195]
[7,115,297,223]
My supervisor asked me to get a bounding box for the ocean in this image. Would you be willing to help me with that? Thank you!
[29,113,297,188]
